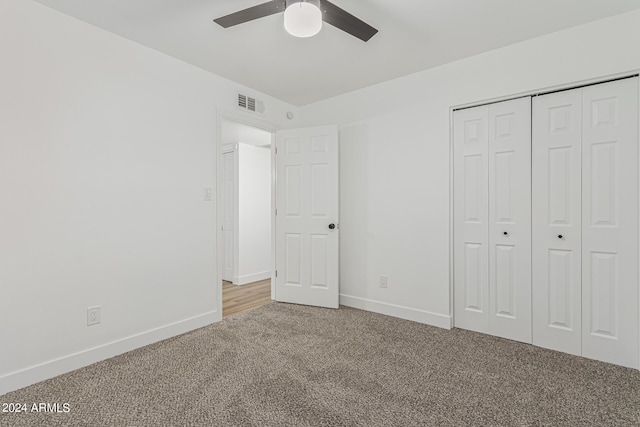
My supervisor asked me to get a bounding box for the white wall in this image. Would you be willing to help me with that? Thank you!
[237,144,272,285]
[3,2,640,397]
[0,0,297,395]
[299,9,640,328]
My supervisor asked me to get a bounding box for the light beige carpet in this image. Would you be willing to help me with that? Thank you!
[1,303,639,426]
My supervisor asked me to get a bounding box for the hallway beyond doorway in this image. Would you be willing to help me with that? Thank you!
[222,279,271,318]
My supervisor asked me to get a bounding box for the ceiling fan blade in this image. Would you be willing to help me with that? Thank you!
[321,0,378,42]
[214,1,286,28]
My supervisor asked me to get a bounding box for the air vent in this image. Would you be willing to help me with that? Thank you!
[238,93,247,109]
[237,92,265,115]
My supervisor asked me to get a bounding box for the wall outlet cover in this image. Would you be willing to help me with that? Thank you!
[87,306,101,326]
[379,275,388,288]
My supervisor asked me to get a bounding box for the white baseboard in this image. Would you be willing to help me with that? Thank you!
[0,310,218,396]
[340,294,452,330]
[235,271,271,285]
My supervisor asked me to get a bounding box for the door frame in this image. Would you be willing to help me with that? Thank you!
[448,70,640,369]
[215,109,280,321]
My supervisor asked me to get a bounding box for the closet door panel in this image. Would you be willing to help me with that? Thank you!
[488,97,532,343]
[454,106,490,334]
[532,89,583,355]
[582,78,639,369]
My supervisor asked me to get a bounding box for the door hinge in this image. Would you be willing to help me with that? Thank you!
[275,270,278,278]
[275,209,278,216]
[275,147,278,155]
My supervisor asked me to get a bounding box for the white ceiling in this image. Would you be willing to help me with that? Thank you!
[33,0,640,106]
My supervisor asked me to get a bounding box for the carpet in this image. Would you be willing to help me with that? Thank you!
[1,303,639,426]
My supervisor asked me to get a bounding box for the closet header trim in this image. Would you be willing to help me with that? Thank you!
[453,74,639,112]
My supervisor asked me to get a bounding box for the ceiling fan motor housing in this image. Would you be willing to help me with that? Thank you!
[285,0,321,9]
[284,0,323,38]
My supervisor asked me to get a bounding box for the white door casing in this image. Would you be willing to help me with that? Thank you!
[532,88,583,356]
[581,78,639,368]
[222,149,236,283]
[454,105,490,334]
[275,125,339,309]
[488,97,532,343]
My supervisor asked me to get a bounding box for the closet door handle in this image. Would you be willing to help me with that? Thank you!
[503,231,509,236]
[557,234,563,239]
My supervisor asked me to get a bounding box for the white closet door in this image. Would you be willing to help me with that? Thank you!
[581,78,639,368]
[454,106,490,334]
[488,98,532,343]
[532,89,583,355]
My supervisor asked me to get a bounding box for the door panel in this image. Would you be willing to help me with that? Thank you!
[589,251,618,338]
[488,97,531,343]
[275,126,339,308]
[222,151,235,282]
[463,242,484,312]
[285,233,302,285]
[581,78,638,368]
[547,249,574,329]
[495,244,515,317]
[454,106,490,334]
[310,234,328,287]
[532,88,582,355]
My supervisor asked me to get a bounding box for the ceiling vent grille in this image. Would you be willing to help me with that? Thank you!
[237,92,265,114]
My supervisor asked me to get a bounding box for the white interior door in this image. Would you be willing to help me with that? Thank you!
[222,149,236,282]
[454,105,490,334]
[581,78,638,368]
[275,125,339,308]
[488,97,532,343]
[532,88,583,356]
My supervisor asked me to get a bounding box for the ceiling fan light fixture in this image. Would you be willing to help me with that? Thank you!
[284,0,322,38]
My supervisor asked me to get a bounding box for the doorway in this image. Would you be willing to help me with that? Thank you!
[216,116,341,320]
[219,118,275,317]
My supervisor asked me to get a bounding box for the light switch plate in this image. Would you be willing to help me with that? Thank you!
[204,187,213,201]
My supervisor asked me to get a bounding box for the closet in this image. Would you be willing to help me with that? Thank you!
[453,77,639,369]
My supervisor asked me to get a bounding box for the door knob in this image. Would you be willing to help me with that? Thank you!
[503,231,509,236]
[558,234,563,239]
[328,223,336,230]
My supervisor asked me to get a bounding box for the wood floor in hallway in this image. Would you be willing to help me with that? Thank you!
[222,279,272,318]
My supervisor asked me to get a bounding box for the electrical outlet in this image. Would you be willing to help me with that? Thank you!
[87,306,101,326]
[379,275,388,288]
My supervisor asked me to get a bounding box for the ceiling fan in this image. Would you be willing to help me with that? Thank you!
[213,0,378,42]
